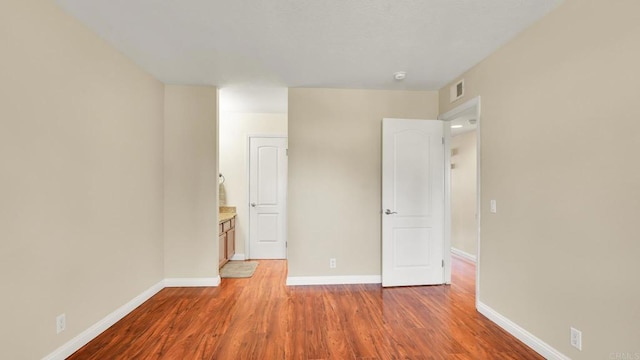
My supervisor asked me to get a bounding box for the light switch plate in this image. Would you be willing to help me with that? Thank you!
[490,200,497,213]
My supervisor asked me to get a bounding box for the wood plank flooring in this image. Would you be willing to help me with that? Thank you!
[68,257,543,359]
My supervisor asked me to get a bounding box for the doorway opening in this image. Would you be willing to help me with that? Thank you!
[218,88,289,277]
[440,97,481,306]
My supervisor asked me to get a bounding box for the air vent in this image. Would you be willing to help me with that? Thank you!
[450,79,464,103]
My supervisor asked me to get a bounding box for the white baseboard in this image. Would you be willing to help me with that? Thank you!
[42,280,165,360]
[230,253,245,261]
[451,247,477,263]
[477,301,569,360]
[164,276,221,287]
[286,275,381,286]
[43,275,222,359]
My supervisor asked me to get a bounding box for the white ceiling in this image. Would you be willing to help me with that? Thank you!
[53,0,562,91]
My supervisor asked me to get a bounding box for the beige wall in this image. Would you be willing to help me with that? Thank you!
[0,0,165,359]
[219,113,288,256]
[164,85,219,279]
[439,0,640,358]
[451,131,477,257]
[288,88,438,277]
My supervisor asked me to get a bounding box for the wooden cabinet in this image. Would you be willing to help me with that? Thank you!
[219,216,236,268]
[226,227,235,260]
[219,234,226,266]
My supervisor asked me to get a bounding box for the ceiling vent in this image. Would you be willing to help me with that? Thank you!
[450,79,464,103]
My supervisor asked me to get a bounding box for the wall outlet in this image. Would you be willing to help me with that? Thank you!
[329,258,336,269]
[570,327,582,350]
[56,313,66,334]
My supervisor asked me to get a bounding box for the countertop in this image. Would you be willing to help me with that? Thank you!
[219,212,236,223]
[219,206,236,223]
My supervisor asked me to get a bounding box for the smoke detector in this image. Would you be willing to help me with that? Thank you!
[394,71,406,81]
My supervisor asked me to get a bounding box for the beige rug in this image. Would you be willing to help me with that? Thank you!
[220,261,259,278]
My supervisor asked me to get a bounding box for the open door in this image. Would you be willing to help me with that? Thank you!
[382,118,445,287]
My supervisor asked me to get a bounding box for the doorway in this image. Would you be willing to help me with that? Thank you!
[439,97,481,306]
[218,87,288,265]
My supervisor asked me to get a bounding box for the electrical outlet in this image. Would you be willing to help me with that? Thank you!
[56,314,66,334]
[329,258,336,269]
[570,327,582,350]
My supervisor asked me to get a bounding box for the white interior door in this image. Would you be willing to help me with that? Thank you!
[382,119,445,287]
[249,137,287,259]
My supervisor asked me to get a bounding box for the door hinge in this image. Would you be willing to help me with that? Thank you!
[442,260,444,267]
[286,148,288,156]
[442,137,445,145]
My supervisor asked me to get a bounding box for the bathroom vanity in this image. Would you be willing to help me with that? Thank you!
[219,208,236,268]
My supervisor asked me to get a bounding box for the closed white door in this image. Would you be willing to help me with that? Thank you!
[382,119,445,287]
[249,137,287,259]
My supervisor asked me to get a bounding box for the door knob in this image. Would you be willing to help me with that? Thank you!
[385,209,397,215]
[251,202,257,207]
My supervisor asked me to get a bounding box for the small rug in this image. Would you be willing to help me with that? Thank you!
[220,261,259,278]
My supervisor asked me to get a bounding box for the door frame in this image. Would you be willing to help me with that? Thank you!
[438,96,481,307]
[246,134,288,260]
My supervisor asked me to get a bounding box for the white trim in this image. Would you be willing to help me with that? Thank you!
[246,133,288,138]
[286,275,381,286]
[42,281,164,360]
[451,247,477,263]
[477,302,570,360]
[475,99,482,308]
[164,276,221,287]
[441,94,479,119]
[439,96,482,308]
[42,276,221,359]
[442,120,452,284]
[229,253,246,261]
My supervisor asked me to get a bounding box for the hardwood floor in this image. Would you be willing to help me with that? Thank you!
[68,257,542,359]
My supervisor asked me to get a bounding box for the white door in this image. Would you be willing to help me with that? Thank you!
[382,119,445,287]
[249,137,287,259]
